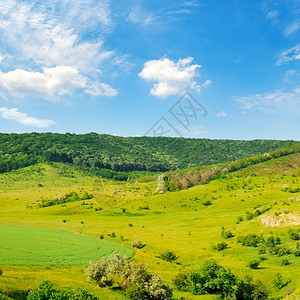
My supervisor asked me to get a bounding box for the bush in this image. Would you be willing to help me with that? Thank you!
[27,281,97,300]
[221,230,234,239]
[258,246,266,254]
[111,232,116,238]
[240,234,263,247]
[266,235,281,247]
[159,251,177,262]
[174,259,236,297]
[0,269,2,276]
[281,259,290,266]
[269,246,292,256]
[99,234,104,240]
[216,242,228,251]
[236,216,243,223]
[202,200,212,206]
[173,272,189,291]
[87,254,172,299]
[273,273,289,290]
[288,229,300,240]
[235,276,269,300]
[247,259,260,269]
[245,211,254,220]
[294,250,300,256]
[132,239,145,249]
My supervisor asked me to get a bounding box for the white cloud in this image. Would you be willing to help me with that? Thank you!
[201,80,212,88]
[266,10,279,20]
[284,21,300,36]
[165,9,191,15]
[276,44,300,65]
[85,82,118,97]
[180,1,201,7]
[0,66,86,99]
[216,111,227,117]
[139,57,203,98]
[0,1,113,73]
[0,106,55,127]
[126,7,154,26]
[236,88,300,114]
[284,69,297,82]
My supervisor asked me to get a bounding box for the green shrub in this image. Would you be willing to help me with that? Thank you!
[294,250,300,256]
[240,234,263,247]
[247,259,260,269]
[174,259,236,297]
[99,234,104,240]
[281,259,290,266]
[159,251,177,262]
[87,254,172,299]
[111,232,116,238]
[216,242,228,251]
[266,235,281,247]
[269,246,292,256]
[272,273,290,290]
[235,276,269,300]
[27,281,97,300]
[202,200,212,206]
[173,272,189,291]
[245,211,254,220]
[126,283,147,300]
[132,239,145,249]
[221,230,234,239]
[288,229,300,240]
[236,216,243,223]
[0,269,2,276]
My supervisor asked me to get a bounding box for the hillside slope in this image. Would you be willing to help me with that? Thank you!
[0,153,299,299]
[0,133,295,175]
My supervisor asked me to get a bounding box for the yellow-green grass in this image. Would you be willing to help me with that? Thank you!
[0,157,299,299]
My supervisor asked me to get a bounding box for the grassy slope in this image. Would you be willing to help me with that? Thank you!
[0,225,133,266]
[0,155,299,299]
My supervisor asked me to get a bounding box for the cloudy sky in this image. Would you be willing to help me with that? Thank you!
[0,0,299,140]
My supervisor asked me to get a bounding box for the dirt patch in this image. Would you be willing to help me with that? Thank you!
[260,213,300,227]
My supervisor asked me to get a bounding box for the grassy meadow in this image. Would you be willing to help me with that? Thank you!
[0,154,299,299]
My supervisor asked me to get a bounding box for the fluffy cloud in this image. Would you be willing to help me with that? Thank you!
[216,111,227,117]
[284,21,300,36]
[0,66,86,99]
[139,57,203,98]
[236,88,300,114]
[276,44,300,65]
[0,1,113,73]
[0,0,120,99]
[126,6,154,26]
[85,82,118,97]
[0,107,55,127]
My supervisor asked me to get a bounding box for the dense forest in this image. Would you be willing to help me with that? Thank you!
[0,133,296,178]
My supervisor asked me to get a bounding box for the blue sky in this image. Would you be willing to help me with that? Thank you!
[0,0,299,140]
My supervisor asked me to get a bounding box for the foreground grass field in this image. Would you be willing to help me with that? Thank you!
[0,225,133,266]
[0,155,299,299]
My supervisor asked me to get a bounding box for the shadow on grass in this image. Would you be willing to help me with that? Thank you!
[0,290,29,300]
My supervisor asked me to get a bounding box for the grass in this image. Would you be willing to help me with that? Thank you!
[0,156,299,299]
[0,225,134,266]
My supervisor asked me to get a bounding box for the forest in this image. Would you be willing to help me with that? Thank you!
[0,133,296,178]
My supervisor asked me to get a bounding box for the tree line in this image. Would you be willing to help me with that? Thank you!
[0,132,296,179]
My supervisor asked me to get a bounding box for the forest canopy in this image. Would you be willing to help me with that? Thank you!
[0,132,296,177]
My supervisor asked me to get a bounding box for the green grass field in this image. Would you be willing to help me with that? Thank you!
[0,155,299,299]
[0,225,133,266]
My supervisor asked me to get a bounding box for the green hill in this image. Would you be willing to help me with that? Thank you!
[0,150,299,299]
[0,133,296,178]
